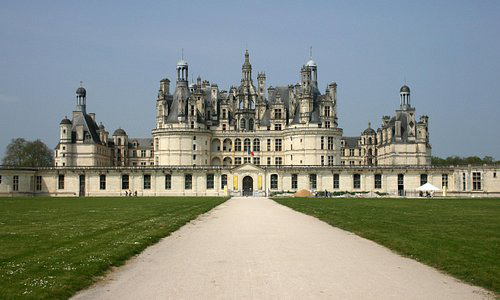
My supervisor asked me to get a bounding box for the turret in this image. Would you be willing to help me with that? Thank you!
[113,128,128,166]
[400,85,410,109]
[97,123,109,145]
[176,59,188,82]
[75,84,86,113]
[59,117,72,142]
[242,49,252,82]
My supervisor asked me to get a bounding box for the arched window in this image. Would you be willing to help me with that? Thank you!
[235,138,242,151]
[244,138,251,152]
[369,137,372,144]
[270,174,278,189]
[248,119,254,131]
[240,118,246,130]
[253,138,260,152]
[117,138,121,145]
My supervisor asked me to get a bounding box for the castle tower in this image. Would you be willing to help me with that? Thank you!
[112,128,128,166]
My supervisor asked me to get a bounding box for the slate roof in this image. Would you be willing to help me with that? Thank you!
[129,138,153,149]
[342,136,360,148]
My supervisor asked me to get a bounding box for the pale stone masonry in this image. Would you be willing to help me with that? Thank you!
[1,51,498,197]
[1,165,499,197]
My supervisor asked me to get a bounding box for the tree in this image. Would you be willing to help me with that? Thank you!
[2,138,54,167]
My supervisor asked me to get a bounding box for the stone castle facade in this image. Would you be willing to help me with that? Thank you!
[54,51,430,169]
[1,51,498,197]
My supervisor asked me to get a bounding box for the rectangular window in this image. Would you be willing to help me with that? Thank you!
[235,157,242,165]
[333,174,339,189]
[321,156,324,166]
[309,174,317,190]
[122,174,129,189]
[221,174,227,189]
[353,174,361,189]
[270,174,278,189]
[441,174,448,188]
[350,149,355,156]
[275,109,282,119]
[291,174,298,189]
[275,157,282,165]
[374,174,382,189]
[328,137,334,150]
[420,174,428,186]
[185,174,192,190]
[472,172,481,191]
[325,121,330,128]
[0,175,2,184]
[206,174,214,189]
[267,139,271,151]
[99,174,106,190]
[35,176,42,191]
[253,157,260,165]
[275,139,282,151]
[244,157,250,164]
[267,157,271,165]
[58,175,64,190]
[141,150,146,157]
[144,174,151,190]
[324,106,330,117]
[222,124,226,131]
[328,156,334,166]
[165,174,171,190]
[321,136,324,150]
[13,175,19,191]
[463,173,466,191]
[274,123,282,131]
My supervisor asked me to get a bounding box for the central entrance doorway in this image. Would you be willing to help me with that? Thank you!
[242,176,253,196]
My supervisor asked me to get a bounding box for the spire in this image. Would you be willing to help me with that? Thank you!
[243,49,250,66]
[242,49,252,82]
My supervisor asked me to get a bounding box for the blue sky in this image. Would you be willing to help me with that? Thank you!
[1,0,499,160]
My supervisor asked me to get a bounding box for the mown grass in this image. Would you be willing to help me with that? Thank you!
[0,196,227,299]
[273,197,500,294]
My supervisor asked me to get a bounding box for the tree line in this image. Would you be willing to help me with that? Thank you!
[2,138,54,167]
[431,155,498,166]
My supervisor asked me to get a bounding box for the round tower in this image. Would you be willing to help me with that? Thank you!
[59,117,72,142]
[113,128,128,166]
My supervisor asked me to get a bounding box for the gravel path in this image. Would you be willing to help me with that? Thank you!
[72,197,493,299]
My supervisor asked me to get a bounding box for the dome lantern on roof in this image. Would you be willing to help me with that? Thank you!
[400,84,411,108]
[176,49,189,81]
[113,128,127,136]
[363,122,376,135]
[60,116,72,125]
[305,59,317,67]
[400,85,410,93]
[76,86,86,97]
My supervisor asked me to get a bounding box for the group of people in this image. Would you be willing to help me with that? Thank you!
[124,190,138,197]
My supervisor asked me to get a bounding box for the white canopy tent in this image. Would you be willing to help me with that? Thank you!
[416,182,440,197]
[416,183,440,191]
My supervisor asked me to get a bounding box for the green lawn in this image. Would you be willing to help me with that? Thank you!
[273,197,500,294]
[0,196,227,299]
